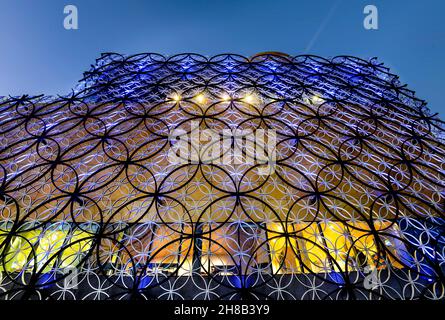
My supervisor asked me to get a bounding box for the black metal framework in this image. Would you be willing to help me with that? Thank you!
[0,53,444,300]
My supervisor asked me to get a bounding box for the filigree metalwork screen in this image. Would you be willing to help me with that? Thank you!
[0,53,444,300]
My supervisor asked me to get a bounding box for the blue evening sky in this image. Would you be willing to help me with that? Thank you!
[0,0,443,118]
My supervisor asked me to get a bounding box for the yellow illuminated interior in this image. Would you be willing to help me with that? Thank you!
[31,228,67,273]
[59,228,95,269]
[267,223,305,274]
[242,94,255,104]
[0,220,410,276]
[171,93,181,102]
[1,229,41,272]
[194,93,206,104]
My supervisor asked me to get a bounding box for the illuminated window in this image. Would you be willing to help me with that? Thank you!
[58,223,98,269]
[200,222,267,276]
[176,224,194,276]
[318,222,355,272]
[300,222,332,273]
[348,221,409,270]
[89,223,126,275]
[145,223,193,276]
[267,222,309,274]
[1,222,97,274]
[0,223,42,273]
[120,222,155,274]
[29,223,68,273]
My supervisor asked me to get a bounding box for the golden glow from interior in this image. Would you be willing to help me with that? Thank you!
[0,220,410,275]
[33,229,67,273]
[221,93,231,102]
[59,229,94,269]
[194,93,206,104]
[171,93,181,102]
[242,94,255,104]
[1,229,41,272]
[267,223,304,274]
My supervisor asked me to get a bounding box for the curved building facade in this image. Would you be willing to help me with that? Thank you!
[0,53,444,300]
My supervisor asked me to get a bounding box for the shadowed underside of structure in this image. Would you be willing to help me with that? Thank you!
[0,53,444,300]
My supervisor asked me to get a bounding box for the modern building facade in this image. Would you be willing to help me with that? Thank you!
[0,53,444,300]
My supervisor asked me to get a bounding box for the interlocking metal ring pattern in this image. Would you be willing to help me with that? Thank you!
[0,53,444,300]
